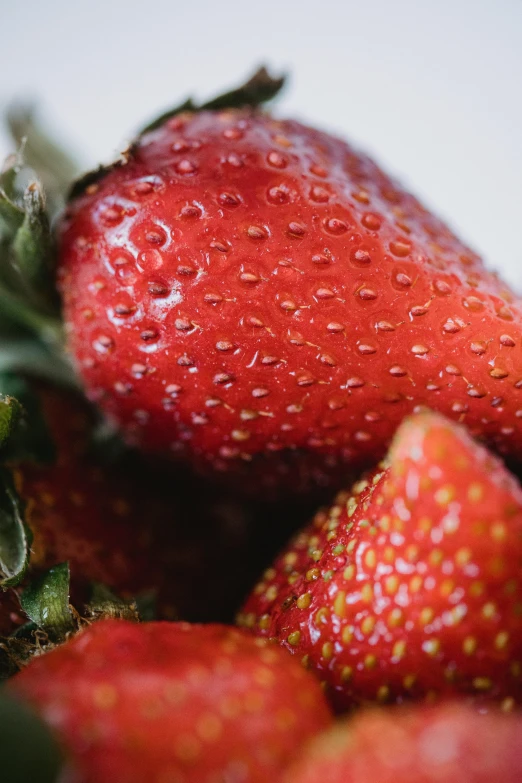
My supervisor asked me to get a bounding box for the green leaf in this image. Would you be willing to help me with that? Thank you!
[6,103,80,214]
[0,374,56,464]
[0,337,75,388]
[20,563,75,640]
[0,690,62,783]
[139,66,286,135]
[11,180,59,315]
[0,468,30,587]
[0,395,22,450]
[0,148,62,347]
[87,582,139,622]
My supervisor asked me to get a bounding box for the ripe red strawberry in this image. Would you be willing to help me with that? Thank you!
[0,379,258,640]
[8,619,333,783]
[58,103,522,492]
[283,703,522,783]
[239,411,522,711]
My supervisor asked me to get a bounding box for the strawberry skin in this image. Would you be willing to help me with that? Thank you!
[283,703,522,783]
[8,619,332,783]
[59,109,522,490]
[239,412,522,711]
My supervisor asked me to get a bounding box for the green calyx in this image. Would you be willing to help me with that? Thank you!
[139,65,286,135]
[0,468,31,588]
[20,562,75,642]
[69,66,286,200]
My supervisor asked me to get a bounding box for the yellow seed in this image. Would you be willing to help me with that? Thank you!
[322,642,334,660]
[334,591,347,617]
[361,584,374,603]
[301,654,310,669]
[429,549,443,566]
[284,552,298,566]
[287,631,301,646]
[364,549,376,568]
[343,564,355,581]
[455,547,472,567]
[384,546,395,563]
[364,654,377,669]
[265,585,278,601]
[482,602,496,619]
[403,674,416,689]
[342,625,354,645]
[385,575,399,594]
[491,521,507,541]
[419,516,432,532]
[287,573,299,585]
[473,677,492,691]
[511,661,521,678]
[440,579,455,597]
[315,607,329,625]
[423,638,440,656]
[502,697,515,712]
[361,616,375,635]
[406,545,419,562]
[470,581,485,597]
[346,540,356,554]
[297,593,312,610]
[340,666,353,682]
[409,575,423,593]
[377,685,390,702]
[388,608,403,627]
[463,636,477,655]
[495,631,509,650]
[196,713,223,742]
[435,485,456,505]
[92,684,118,710]
[305,568,320,581]
[419,607,434,626]
[392,640,406,660]
[258,615,270,631]
[240,613,255,628]
[175,734,201,762]
[468,482,484,502]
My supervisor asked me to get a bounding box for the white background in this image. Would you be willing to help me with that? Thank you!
[1,0,521,287]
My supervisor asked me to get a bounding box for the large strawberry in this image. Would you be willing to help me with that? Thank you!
[239,411,522,711]
[0,375,260,649]
[57,72,522,493]
[283,703,522,783]
[7,618,332,783]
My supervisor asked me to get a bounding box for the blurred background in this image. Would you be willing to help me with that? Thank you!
[1,0,521,286]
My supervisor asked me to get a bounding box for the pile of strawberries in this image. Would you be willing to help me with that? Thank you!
[1,68,522,782]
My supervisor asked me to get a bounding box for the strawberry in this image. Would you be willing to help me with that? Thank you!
[283,703,522,783]
[7,618,333,783]
[0,377,259,643]
[58,89,522,493]
[239,411,522,711]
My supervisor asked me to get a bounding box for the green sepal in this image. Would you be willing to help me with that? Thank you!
[0,149,63,343]
[139,65,286,135]
[0,338,77,389]
[11,181,60,314]
[6,103,80,215]
[0,690,63,783]
[0,373,56,464]
[87,582,139,622]
[0,468,30,587]
[20,563,75,641]
[0,394,22,450]
[69,66,286,200]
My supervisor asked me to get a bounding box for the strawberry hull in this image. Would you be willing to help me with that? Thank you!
[59,110,522,492]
